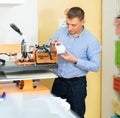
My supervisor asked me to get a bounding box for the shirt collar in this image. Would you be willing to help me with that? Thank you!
[67,26,85,38]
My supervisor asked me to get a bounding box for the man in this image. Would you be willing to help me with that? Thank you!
[46,7,102,118]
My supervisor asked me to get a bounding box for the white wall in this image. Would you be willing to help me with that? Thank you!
[102,0,118,118]
[0,0,38,45]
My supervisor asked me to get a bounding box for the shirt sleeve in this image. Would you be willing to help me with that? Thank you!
[76,40,102,72]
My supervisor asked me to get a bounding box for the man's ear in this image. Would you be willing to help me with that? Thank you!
[82,19,86,25]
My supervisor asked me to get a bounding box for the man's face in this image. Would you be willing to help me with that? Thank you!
[66,17,85,36]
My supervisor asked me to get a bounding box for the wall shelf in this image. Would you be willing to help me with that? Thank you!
[112,1,120,117]
[0,0,24,4]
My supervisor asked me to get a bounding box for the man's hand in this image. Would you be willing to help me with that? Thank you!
[51,39,61,46]
[60,50,77,63]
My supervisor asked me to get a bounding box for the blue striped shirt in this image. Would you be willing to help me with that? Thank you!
[47,27,102,78]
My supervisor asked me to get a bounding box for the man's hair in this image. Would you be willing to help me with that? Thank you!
[66,7,85,21]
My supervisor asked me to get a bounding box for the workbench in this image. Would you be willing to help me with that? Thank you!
[0,61,58,95]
